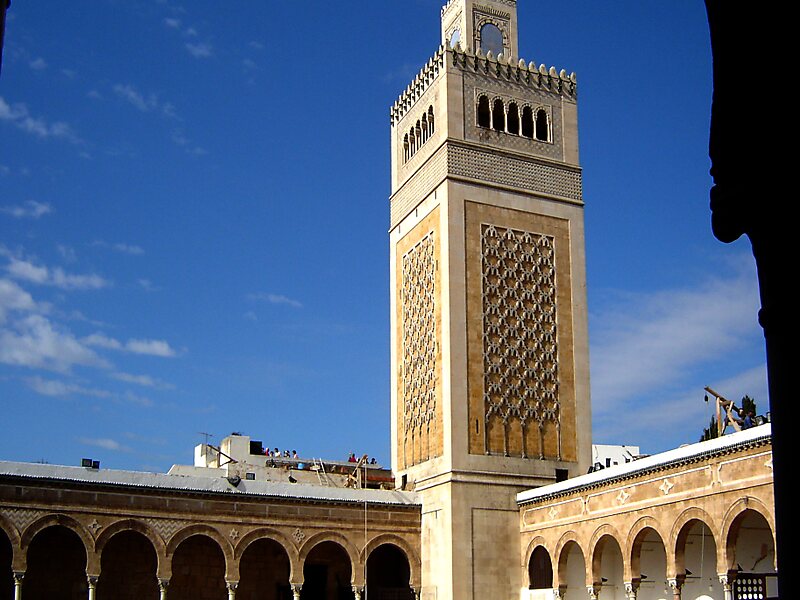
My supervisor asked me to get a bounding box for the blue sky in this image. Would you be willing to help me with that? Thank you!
[1,1,766,472]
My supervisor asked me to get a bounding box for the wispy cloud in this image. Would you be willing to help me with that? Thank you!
[91,240,145,255]
[112,371,174,390]
[185,42,213,58]
[26,375,114,399]
[4,255,109,290]
[0,278,39,324]
[113,84,177,119]
[0,200,52,219]
[83,333,178,357]
[0,96,82,144]
[29,57,47,71]
[77,437,132,452]
[0,314,109,373]
[247,292,303,308]
[589,256,766,449]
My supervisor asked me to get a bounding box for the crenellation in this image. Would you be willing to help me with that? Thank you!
[390,45,576,127]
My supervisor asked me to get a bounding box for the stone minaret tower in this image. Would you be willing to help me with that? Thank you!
[388,1,590,597]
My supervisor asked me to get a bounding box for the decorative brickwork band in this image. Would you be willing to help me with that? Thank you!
[481,224,560,459]
[401,233,438,468]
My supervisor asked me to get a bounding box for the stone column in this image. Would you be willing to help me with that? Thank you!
[87,576,98,600]
[719,573,733,600]
[352,586,363,600]
[624,581,638,600]
[587,585,600,599]
[13,572,24,600]
[158,579,169,600]
[668,578,682,600]
[552,588,562,600]
[291,584,302,600]
[226,582,238,600]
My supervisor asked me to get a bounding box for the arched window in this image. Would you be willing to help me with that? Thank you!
[521,106,534,138]
[477,96,491,128]
[479,23,504,56]
[507,102,520,135]
[409,127,416,155]
[427,106,435,137]
[415,121,423,148]
[535,108,549,142]
[492,98,505,132]
[449,28,461,49]
[403,134,410,162]
[421,115,428,143]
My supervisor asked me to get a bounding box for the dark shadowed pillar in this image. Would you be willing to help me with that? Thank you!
[705,3,790,597]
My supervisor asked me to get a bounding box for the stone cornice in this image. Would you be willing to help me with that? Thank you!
[517,427,773,506]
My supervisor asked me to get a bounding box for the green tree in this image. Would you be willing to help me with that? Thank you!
[700,414,719,442]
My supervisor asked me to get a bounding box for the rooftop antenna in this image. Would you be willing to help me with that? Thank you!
[198,432,215,446]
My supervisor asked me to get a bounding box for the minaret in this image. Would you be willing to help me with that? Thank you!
[388,1,590,597]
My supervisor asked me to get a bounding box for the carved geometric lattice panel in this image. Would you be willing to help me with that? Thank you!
[481,224,560,459]
[401,232,437,467]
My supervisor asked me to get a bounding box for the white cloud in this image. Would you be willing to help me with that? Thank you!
[138,279,159,292]
[164,17,181,28]
[113,243,144,255]
[0,278,38,324]
[185,42,213,58]
[0,96,82,144]
[0,314,109,372]
[589,257,767,450]
[126,339,177,357]
[112,84,177,120]
[29,57,47,70]
[5,256,109,290]
[112,371,174,390]
[83,333,177,357]
[247,292,303,308]
[113,83,158,112]
[0,200,52,219]
[26,375,114,399]
[77,437,131,452]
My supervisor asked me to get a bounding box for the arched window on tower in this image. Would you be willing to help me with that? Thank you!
[477,96,491,128]
[521,106,534,138]
[403,134,410,162]
[415,120,423,148]
[421,114,428,144]
[427,106,435,137]
[535,108,550,142]
[507,102,520,135]
[409,126,416,156]
[492,98,505,132]
[479,23,504,56]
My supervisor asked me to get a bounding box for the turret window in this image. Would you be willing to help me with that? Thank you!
[479,23,504,56]
[403,105,436,163]
[477,96,491,128]
[535,108,550,142]
[507,102,520,135]
[476,94,551,144]
[492,98,505,132]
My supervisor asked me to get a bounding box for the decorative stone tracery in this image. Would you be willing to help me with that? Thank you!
[481,224,560,458]
[401,232,438,467]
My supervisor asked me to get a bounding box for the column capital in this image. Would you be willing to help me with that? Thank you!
[291,583,302,600]
[352,585,364,600]
[12,571,25,583]
[158,579,170,591]
[624,580,639,599]
[668,577,683,600]
[587,585,600,600]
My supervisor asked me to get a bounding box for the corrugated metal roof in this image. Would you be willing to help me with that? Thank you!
[517,423,772,505]
[0,461,420,506]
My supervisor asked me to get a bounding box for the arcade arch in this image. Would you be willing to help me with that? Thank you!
[22,525,88,600]
[366,543,414,599]
[169,534,228,600]
[96,530,159,600]
[300,540,354,600]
